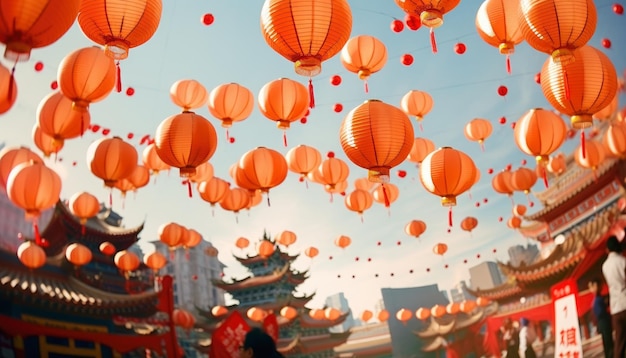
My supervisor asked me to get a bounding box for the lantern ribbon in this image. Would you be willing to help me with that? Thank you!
[81,224,86,236]
[448,207,453,228]
[581,130,586,159]
[266,193,271,207]
[225,129,230,142]
[506,55,511,75]
[283,130,287,147]
[364,80,369,94]
[116,62,122,93]
[382,183,390,208]
[541,165,549,189]
[7,60,16,101]
[430,28,438,54]
[109,189,113,207]
[308,78,315,108]
[419,122,423,132]
[187,180,192,198]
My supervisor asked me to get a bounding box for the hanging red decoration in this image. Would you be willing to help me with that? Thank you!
[34,62,44,72]
[330,75,342,86]
[334,103,343,113]
[497,85,508,96]
[391,19,404,32]
[614,3,624,14]
[202,13,215,26]
[401,54,414,66]
[454,43,466,54]
[601,38,612,49]
[405,14,421,30]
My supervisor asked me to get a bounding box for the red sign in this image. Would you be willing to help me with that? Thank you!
[210,311,250,358]
[263,313,279,342]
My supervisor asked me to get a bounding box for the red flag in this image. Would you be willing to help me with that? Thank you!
[262,313,279,342]
[210,311,250,358]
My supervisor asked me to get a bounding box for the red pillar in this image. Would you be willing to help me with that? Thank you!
[158,275,180,358]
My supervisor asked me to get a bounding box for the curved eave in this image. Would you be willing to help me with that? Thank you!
[517,221,548,238]
[300,311,350,329]
[421,336,446,352]
[527,158,621,221]
[277,334,301,354]
[233,250,299,265]
[467,281,523,301]
[212,263,290,290]
[415,317,455,338]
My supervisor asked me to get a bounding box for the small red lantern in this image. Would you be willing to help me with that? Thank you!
[330,75,342,86]
[601,38,612,49]
[497,85,508,97]
[454,43,466,54]
[202,13,214,26]
[401,54,414,66]
[391,19,404,32]
[405,14,421,30]
[614,3,624,14]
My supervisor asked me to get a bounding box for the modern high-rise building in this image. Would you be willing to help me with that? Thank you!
[0,186,53,252]
[449,280,475,303]
[153,239,226,313]
[381,285,448,357]
[325,292,355,333]
[469,261,505,290]
[508,243,540,267]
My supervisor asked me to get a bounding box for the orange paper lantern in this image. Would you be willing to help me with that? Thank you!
[17,241,46,269]
[286,145,322,181]
[238,147,288,195]
[0,62,17,113]
[280,306,298,320]
[416,307,431,320]
[257,240,275,258]
[0,147,42,189]
[394,0,461,53]
[344,189,374,215]
[316,157,350,191]
[66,243,92,267]
[575,140,605,171]
[277,230,297,247]
[304,246,319,259]
[540,46,617,129]
[114,250,140,272]
[460,217,478,233]
[433,243,448,256]
[405,220,427,238]
[340,35,388,89]
[492,170,514,196]
[0,0,80,61]
[378,309,390,322]
[154,112,218,177]
[361,310,373,323]
[464,118,493,149]
[475,0,524,73]
[78,0,162,60]
[519,0,596,64]
[87,137,138,188]
[158,222,185,249]
[514,108,568,163]
[7,161,61,219]
[235,237,250,249]
[37,92,90,147]
[603,121,626,158]
[547,153,567,176]
[340,100,414,183]
[401,90,434,124]
[261,0,352,78]
[419,147,477,206]
[57,47,117,109]
[219,187,251,215]
[68,192,100,225]
[510,167,537,194]
[198,177,230,207]
[143,251,167,271]
[142,143,171,175]
[335,235,352,249]
[32,125,63,158]
[170,79,208,111]
[396,308,412,324]
[99,242,116,256]
[431,304,447,318]
[208,83,255,129]
[258,78,310,131]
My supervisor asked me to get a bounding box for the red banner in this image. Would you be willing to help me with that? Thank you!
[263,313,279,342]
[210,311,250,358]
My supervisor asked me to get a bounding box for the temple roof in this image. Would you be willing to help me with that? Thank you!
[415,310,485,339]
[466,280,523,301]
[212,263,291,290]
[421,337,447,352]
[526,157,621,222]
[333,322,392,357]
[0,251,157,318]
[299,311,350,329]
[233,250,299,265]
[278,331,352,355]
[41,201,144,256]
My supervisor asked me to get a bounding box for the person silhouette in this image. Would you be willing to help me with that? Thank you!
[239,327,285,358]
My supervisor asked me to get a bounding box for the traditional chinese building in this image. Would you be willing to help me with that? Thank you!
[470,139,626,357]
[0,200,180,357]
[196,232,350,357]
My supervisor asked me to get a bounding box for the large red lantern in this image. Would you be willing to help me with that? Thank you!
[340,100,414,183]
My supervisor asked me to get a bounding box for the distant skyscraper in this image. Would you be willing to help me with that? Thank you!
[0,187,53,252]
[381,285,448,358]
[508,243,540,267]
[469,261,505,290]
[153,240,226,313]
[449,281,475,303]
[325,292,355,333]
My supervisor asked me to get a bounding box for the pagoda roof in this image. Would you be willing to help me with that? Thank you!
[41,201,144,256]
[415,310,485,339]
[300,311,350,329]
[212,263,291,290]
[233,250,299,265]
[466,280,524,302]
[499,202,626,285]
[0,252,157,318]
[279,331,352,355]
[421,336,447,352]
[526,157,621,222]
[333,322,392,357]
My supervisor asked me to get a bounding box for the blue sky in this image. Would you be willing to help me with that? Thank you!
[1,1,624,318]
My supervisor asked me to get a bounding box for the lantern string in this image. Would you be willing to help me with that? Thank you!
[308,78,315,108]
[7,59,16,101]
[506,55,511,75]
[187,180,192,198]
[211,206,215,217]
[382,183,390,207]
[480,141,485,152]
[235,214,239,224]
[541,165,549,189]
[448,207,453,228]
[80,112,85,138]
[419,122,423,132]
[360,215,364,224]
[283,130,287,147]
[304,177,309,189]
[429,28,438,54]
[266,193,271,207]
[329,192,334,203]
[185,249,190,261]
[592,169,598,182]
[116,62,122,93]
[581,130,586,159]
[563,69,570,101]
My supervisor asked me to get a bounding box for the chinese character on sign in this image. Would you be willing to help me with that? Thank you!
[552,279,583,358]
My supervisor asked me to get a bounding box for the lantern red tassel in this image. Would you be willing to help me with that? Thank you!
[448,207,453,227]
[7,62,15,101]
[581,130,586,159]
[541,166,549,188]
[33,220,41,246]
[308,78,315,108]
[430,28,438,54]
[382,183,391,207]
[187,180,192,198]
[116,62,122,93]
[506,55,511,75]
